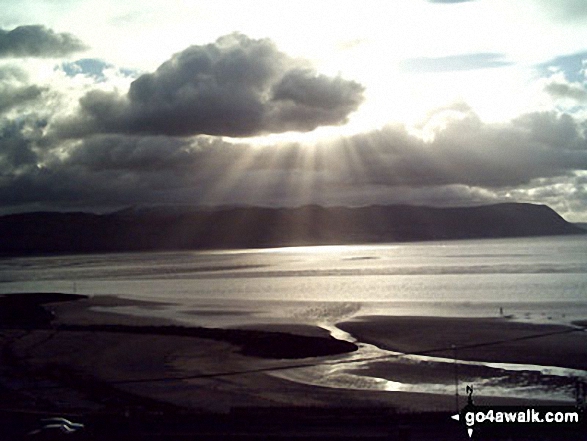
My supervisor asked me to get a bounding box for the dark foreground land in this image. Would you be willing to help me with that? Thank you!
[0,293,586,440]
[5,407,585,441]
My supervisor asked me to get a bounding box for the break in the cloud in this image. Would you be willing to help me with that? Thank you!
[0,25,88,58]
[55,33,365,138]
[538,51,587,82]
[400,53,512,73]
[60,58,138,82]
[539,52,587,104]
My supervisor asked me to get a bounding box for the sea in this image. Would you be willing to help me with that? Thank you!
[1,235,586,325]
[1,235,586,401]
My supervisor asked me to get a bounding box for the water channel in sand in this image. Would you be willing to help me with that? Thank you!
[271,323,587,403]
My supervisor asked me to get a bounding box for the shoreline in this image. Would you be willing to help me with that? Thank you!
[1,293,585,419]
[337,315,587,371]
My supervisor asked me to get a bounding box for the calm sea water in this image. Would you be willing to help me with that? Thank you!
[1,235,586,326]
[2,235,586,401]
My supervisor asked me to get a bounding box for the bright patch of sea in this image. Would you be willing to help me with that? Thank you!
[1,235,587,327]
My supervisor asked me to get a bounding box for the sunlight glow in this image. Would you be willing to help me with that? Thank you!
[255,245,359,254]
[5,0,587,218]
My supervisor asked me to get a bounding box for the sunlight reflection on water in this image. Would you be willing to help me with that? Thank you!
[271,330,586,403]
[1,236,587,402]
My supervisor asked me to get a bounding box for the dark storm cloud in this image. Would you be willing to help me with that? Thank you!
[0,25,88,58]
[55,33,364,138]
[3,107,587,213]
[0,165,149,208]
[0,115,52,213]
[0,134,233,210]
[66,135,201,171]
[0,119,40,173]
[63,135,314,183]
[400,53,512,73]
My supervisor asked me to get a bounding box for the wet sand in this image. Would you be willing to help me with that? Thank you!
[1,293,585,421]
[337,316,587,370]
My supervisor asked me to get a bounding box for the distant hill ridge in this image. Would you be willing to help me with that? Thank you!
[0,203,583,255]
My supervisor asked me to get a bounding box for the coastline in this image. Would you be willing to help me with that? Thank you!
[1,293,585,420]
[337,315,587,370]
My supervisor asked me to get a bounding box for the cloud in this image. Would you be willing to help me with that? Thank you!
[535,0,587,21]
[0,25,88,58]
[538,55,587,104]
[54,33,364,138]
[332,111,587,188]
[0,133,226,211]
[0,65,47,114]
[427,0,476,3]
[0,118,41,175]
[0,65,28,82]
[400,53,512,73]
[544,81,587,102]
[2,102,587,216]
[512,112,585,150]
[495,173,587,221]
[65,135,200,172]
[0,84,46,113]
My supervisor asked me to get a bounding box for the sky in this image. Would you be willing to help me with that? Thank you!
[1,1,587,221]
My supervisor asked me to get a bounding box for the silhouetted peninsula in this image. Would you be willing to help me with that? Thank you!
[0,203,583,255]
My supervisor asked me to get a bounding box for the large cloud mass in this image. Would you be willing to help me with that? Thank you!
[0,21,586,221]
[4,105,587,218]
[0,25,87,58]
[56,33,365,138]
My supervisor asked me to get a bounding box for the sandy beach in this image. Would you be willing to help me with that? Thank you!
[1,293,586,439]
[338,315,587,370]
